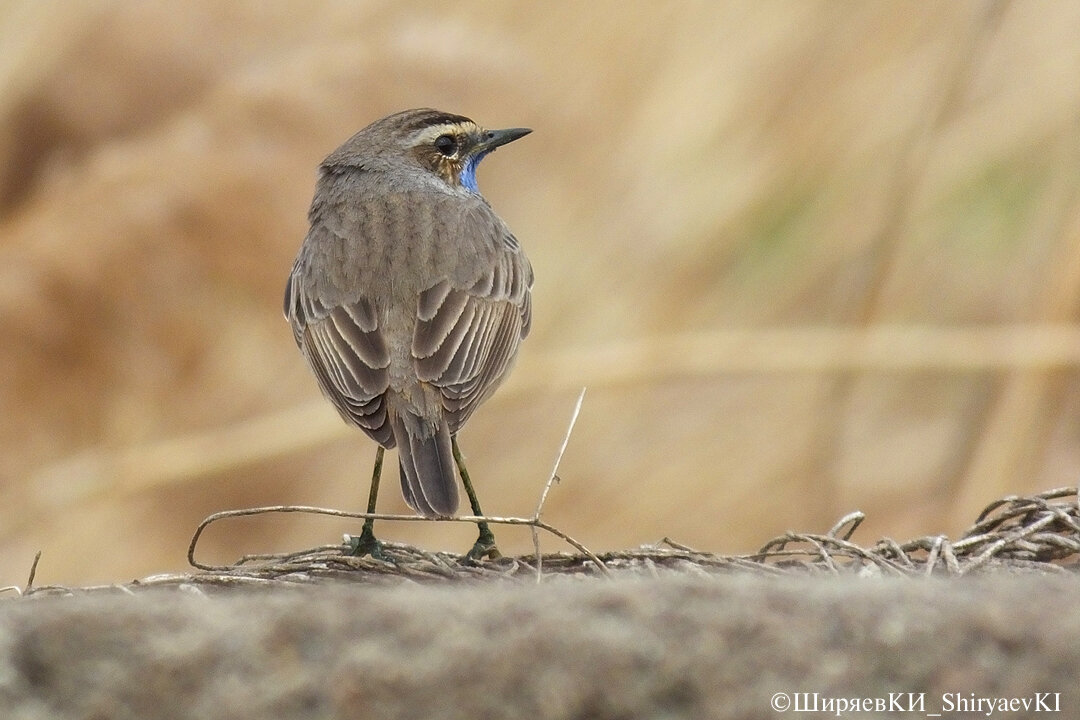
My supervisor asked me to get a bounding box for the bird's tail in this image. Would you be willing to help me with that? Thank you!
[393,410,459,517]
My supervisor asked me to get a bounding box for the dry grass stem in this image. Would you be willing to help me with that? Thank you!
[532,387,588,579]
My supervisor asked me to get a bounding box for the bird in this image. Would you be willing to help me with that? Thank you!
[283,108,533,560]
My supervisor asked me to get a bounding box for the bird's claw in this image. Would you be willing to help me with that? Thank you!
[345,530,394,563]
[465,527,502,562]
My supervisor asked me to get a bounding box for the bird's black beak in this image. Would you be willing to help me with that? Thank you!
[476,127,532,154]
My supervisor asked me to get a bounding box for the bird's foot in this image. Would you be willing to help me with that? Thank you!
[464,524,502,562]
[344,527,393,563]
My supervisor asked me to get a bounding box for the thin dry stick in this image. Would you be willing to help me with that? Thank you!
[531,387,591,580]
[826,511,865,541]
[2,551,43,596]
[25,550,40,591]
[188,505,606,573]
[924,536,945,576]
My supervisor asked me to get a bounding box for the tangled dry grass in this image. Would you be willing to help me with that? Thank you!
[8,486,1077,598]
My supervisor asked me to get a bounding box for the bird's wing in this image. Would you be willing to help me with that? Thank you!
[285,255,394,446]
[412,202,533,434]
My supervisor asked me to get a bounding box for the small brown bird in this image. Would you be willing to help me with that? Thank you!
[284,109,533,559]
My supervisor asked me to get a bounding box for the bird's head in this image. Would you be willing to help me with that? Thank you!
[408,114,531,193]
[325,109,531,193]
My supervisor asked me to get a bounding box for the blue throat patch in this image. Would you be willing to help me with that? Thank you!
[460,151,489,193]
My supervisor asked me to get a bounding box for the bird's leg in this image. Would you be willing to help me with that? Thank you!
[347,446,391,561]
[452,436,501,561]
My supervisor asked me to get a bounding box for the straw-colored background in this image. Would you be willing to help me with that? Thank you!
[3,1,1079,586]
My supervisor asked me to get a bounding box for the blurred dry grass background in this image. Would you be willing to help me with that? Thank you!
[2,0,1080,586]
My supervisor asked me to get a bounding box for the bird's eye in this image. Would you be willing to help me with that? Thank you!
[434,134,458,157]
